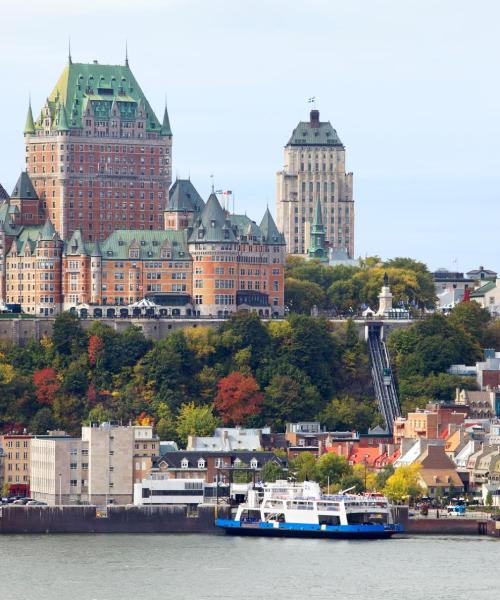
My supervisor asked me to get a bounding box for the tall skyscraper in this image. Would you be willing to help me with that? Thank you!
[276,109,354,257]
[23,54,172,241]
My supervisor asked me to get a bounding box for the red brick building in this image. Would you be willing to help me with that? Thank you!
[23,56,172,242]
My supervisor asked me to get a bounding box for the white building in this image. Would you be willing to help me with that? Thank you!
[187,427,270,451]
[133,474,206,508]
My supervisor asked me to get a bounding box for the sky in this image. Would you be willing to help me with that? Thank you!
[1,0,499,271]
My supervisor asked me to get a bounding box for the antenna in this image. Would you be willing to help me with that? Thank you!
[125,40,129,67]
[210,174,214,193]
[68,37,72,64]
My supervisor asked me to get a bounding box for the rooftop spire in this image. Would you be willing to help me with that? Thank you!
[68,37,72,64]
[125,40,129,67]
[312,197,324,229]
[24,97,35,134]
[161,95,172,136]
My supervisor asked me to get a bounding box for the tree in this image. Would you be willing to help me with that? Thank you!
[383,464,423,504]
[33,368,60,405]
[260,461,286,483]
[290,452,317,482]
[315,453,351,488]
[318,396,377,433]
[86,405,112,425]
[263,373,321,429]
[375,465,395,491]
[285,277,325,314]
[88,335,104,367]
[486,491,493,508]
[155,403,177,441]
[215,372,264,425]
[30,407,56,435]
[176,402,219,447]
[448,301,491,344]
[339,474,365,493]
[52,312,87,361]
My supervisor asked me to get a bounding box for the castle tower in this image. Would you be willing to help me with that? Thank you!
[9,171,42,225]
[276,109,354,257]
[24,57,173,242]
[90,240,102,305]
[164,179,204,230]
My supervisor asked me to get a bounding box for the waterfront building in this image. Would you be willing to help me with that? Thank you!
[133,475,206,507]
[23,55,172,242]
[470,278,500,317]
[393,411,440,445]
[133,425,160,484]
[455,388,499,419]
[0,433,33,496]
[156,451,284,484]
[81,423,135,505]
[30,433,87,505]
[276,109,354,257]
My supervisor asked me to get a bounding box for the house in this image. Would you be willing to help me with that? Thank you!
[155,451,284,484]
[416,445,465,498]
[455,389,498,419]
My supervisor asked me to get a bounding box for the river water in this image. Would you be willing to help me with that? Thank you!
[1,534,498,599]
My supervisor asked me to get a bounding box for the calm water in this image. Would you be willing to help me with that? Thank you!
[1,534,498,599]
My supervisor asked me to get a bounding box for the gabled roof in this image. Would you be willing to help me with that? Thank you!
[39,219,57,241]
[167,179,204,213]
[36,61,163,133]
[11,172,38,201]
[287,111,343,147]
[189,193,236,243]
[470,280,496,297]
[65,230,87,255]
[157,450,283,469]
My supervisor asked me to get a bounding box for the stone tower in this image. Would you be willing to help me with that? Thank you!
[377,272,393,316]
[276,109,354,257]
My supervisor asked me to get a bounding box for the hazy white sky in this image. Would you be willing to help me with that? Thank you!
[1,0,499,270]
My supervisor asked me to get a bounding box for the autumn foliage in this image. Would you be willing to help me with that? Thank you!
[215,372,263,425]
[33,368,60,405]
[88,335,104,366]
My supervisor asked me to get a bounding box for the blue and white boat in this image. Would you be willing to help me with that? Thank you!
[216,480,403,539]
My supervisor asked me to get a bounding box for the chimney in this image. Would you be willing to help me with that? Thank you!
[310,109,320,128]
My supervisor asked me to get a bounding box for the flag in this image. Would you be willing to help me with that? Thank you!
[308,97,315,103]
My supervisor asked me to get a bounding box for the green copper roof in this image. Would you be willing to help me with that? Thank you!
[55,102,69,131]
[312,198,324,230]
[287,111,343,147]
[259,208,285,244]
[39,219,58,241]
[189,193,236,243]
[0,183,9,201]
[11,172,38,200]
[167,179,204,212]
[470,281,496,297]
[65,230,87,256]
[162,101,172,136]
[36,61,163,132]
[24,101,35,134]
[100,229,190,261]
[6,225,45,255]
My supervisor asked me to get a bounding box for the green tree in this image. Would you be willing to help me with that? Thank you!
[175,402,219,447]
[263,373,321,429]
[285,277,325,314]
[486,491,493,508]
[290,452,317,482]
[315,453,351,488]
[339,474,365,493]
[52,312,87,362]
[30,407,56,435]
[260,461,286,483]
[318,396,377,432]
[448,301,491,344]
[86,405,113,425]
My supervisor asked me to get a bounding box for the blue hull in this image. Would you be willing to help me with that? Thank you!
[216,519,404,539]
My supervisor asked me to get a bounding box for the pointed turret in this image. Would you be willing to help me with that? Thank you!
[259,207,284,243]
[91,239,102,257]
[312,197,324,230]
[189,193,235,243]
[161,99,172,136]
[24,100,35,134]
[39,219,56,241]
[11,172,38,201]
[55,102,69,131]
[0,183,9,201]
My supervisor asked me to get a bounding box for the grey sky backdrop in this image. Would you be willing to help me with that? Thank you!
[1,0,499,271]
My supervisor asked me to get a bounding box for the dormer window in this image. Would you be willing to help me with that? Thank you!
[129,249,139,259]
[181,458,189,469]
[198,230,203,239]
[250,458,258,469]
[197,458,206,469]
[211,220,216,227]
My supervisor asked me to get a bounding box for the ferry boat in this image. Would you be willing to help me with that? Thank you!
[216,480,403,539]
